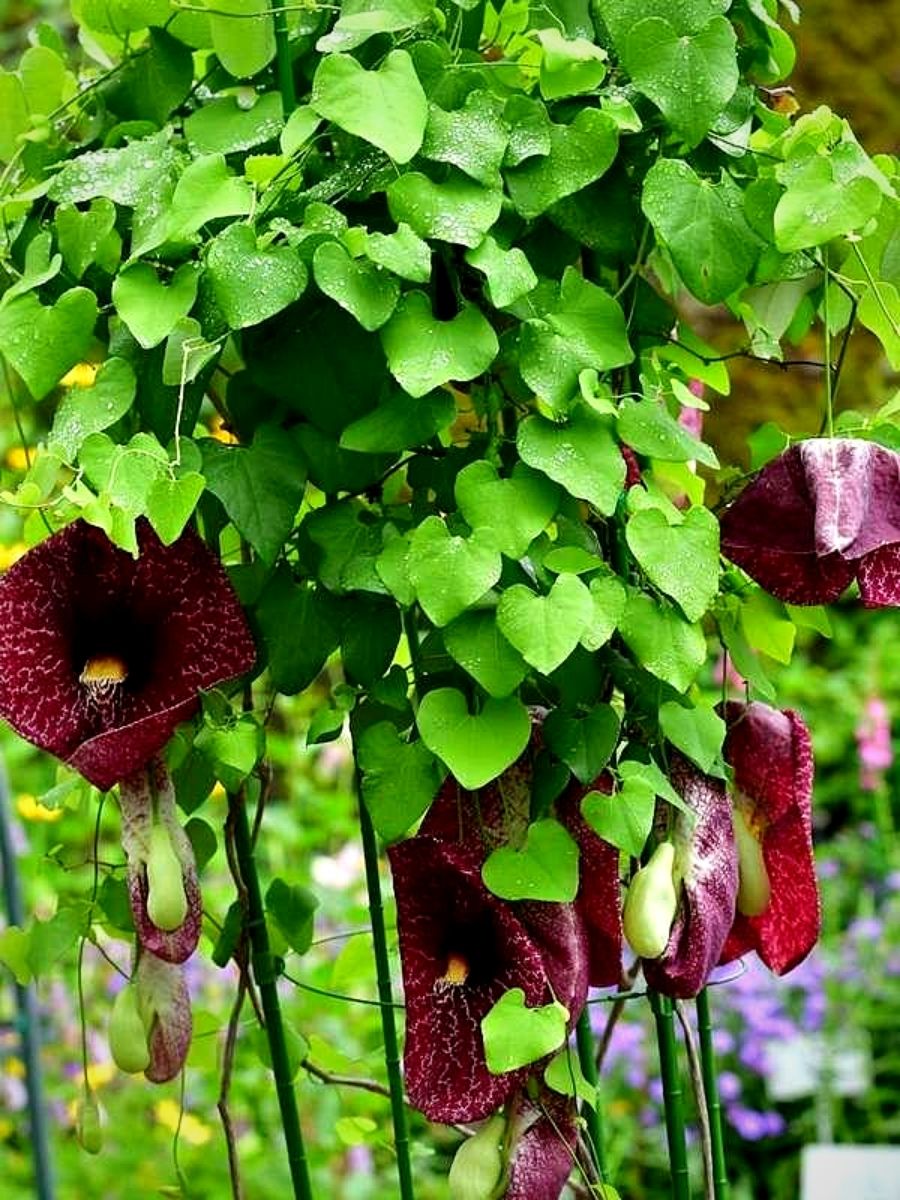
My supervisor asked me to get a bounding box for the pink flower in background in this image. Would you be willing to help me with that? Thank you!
[856,696,893,791]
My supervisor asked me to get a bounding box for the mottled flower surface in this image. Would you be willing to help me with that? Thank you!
[719,439,900,605]
[135,951,192,1084]
[505,1087,579,1200]
[719,702,819,975]
[643,755,738,999]
[0,519,255,790]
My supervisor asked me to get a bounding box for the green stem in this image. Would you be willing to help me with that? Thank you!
[357,784,415,1200]
[650,991,691,1200]
[575,1009,606,1180]
[269,0,297,112]
[231,790,313,1200]
[696,990,729,1200]
[821,260,833,438]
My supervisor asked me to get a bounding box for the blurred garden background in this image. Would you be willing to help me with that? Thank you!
[1,2,899,1198]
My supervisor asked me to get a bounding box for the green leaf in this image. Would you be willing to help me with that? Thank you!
[358,722,444,842]
[311,50,427,163]
[465,236,537,308]
[146,471,205,545]
[387,171,504,248]
[0,69,28,163]
[503,94,552,166]
[774,149,886,253]
[622,16,738,147]
[618,759,687,813]
[0,288,97,400]
[625,506,719,622]
[542,546,604,574]
[641,160,757,304]
[422,91,508,185]
[161,317,220,388]
[305,500,385,593]
[544,1049,597,1107]
[858,281,900,370]
[28,904,91,978]
[482,818,579,902]
[740,587,796,664]
[658,701,725,775]
[77,0,170,33]
[594,0,726,44]
[50,357,136,460]
[341,594,401,685]
[408,516,502,627]
[313,241,399,331]
[365,224,432,283]
[0,927,31,986]
[341,388,455,453]
[256,567,343,693]
[443,610,529,698]
[416,689,531,789]
[196,713,263,790]
[207,224,307,330]
[317,0,434,52]
[154,154,254,252]
[185,92,284,155]
[582,776,655,857]
[618,592,706,692]
[266,879,319,956]
[380,292,498,397]
[55,199,120,280]
[517,407,625,514]
[537,29,607,100]
[544,267,634,369]
[481,988,568,1074]
[206,0,275,78]
[581,573,627,651]
[114,28,193,125]
[112,261,199,349]
[543,704,620,784]
[48,131,178,206]
[455,460,560,558]
[202,425,307,563]
[618,397,719,468]
[80,430,167,514]
[505,108,618,219]
[280,105,321,155]
[497,574,593,676]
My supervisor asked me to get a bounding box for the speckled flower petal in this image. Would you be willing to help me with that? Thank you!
[643,755,738,999]
[0,519,256,790]
[389,836,551,1123]
[800,439,900,559]
[858,543,900,606]
[506,1087,578,1200]
[135,952,192,1084]
[719,702,819,975]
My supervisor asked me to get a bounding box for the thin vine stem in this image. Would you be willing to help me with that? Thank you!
[574,1008,606,1180]
[230,787,314,1200]
[822,258,834,438]
[696,989,730,1200]
[650,990,692,1200]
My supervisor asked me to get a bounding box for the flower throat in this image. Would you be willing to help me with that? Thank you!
[80,654,128,703]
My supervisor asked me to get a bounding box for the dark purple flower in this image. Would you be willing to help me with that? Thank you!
[0,519,256,790]
[505,1087,579,1200]
[719,702,820,976]
[642,756,739,999]
[135,950,192,1084]
[720,438,900,605]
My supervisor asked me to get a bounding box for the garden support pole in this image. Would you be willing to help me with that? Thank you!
[270,0,297,111]
[696,989,729,1200]
[0,757,56,1200]
[231,790,313,1200]
[650,990,691,1200]
[575,1008,607,1180]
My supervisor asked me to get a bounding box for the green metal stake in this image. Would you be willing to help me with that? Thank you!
[357,787,415,1200]
[0,758,56,1200]
[650,991,692,1200]
[269,0,297,111]
[575,1008,607,1181]
[231,789,314,1200]
[696,989,729,1200]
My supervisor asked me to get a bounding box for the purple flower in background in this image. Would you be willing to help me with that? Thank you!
[856,696,893,791]
[728,1105,786,1141]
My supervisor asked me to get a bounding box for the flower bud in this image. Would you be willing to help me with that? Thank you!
[733,805,771,918]
[109,984,151,1075]
[448,1114,506,1200]
[76,1090,103,1155]
[146,823,188,932]
[623,841,678,959]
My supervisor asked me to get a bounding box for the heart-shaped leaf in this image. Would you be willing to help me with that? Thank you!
[505,108,618,219]
[0,288,97,400]
[482,818,579,902]
[543,705,620,785]
[421,91,508,185]
[658,701,725,776]
[112,261,199,349]
[358,722,445,842]
[387,171,504,249]
[55,198,120,279]
[518,407,625,514]
[381,292,498,398]
[618,592,706,692]
[207,223,307,330]
[497,574,593,676]
[482,988,568,1074]
[581,573,627,651]
[582,776,656,857]
[146,471,206,545]
[618,396,719,467]
[311,49,427,163]
[626,506,720,622]
[313,241,399,331]
[50,357,136,460]
[443,610,529,698]
[408,516,501,627]
[455,461,560,559]
[416,689,531,789]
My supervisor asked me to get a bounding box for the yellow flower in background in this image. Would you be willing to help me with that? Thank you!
[0,544,28,572]
[210,781,226,802]
[5,1057,25,1079]
[59,362,99,388]
[4,446,33,471]
[85,1062,116,1091]
[208,414,239,445]
[16,794,64,823]
[154,1099,213,1147]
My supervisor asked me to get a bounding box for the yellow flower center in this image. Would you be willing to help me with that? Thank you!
[440,953,470,987]
[79,655,128,702]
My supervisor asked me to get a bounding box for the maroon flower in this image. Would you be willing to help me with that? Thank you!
[642,755,738,999]
[135,950,192,1084]
[0,519,255,790]
[505,1086,579,1200]
[720,438,900,606]
[719,702,819,975]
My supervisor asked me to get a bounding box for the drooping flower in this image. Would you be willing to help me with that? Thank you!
[505,1086,579,1200]
[719,438,900,606]
[134,950,192,1084]
[719,702,819,975]
[641,755,739,999]
[0,519,256,791]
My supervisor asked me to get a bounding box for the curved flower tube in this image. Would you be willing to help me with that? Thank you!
[134,950,192,1084]
[719,701,820,975]
[642,755,738,999]
[720,438,900,606]
[0,519,256,791]
[505,1086,579,1200]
